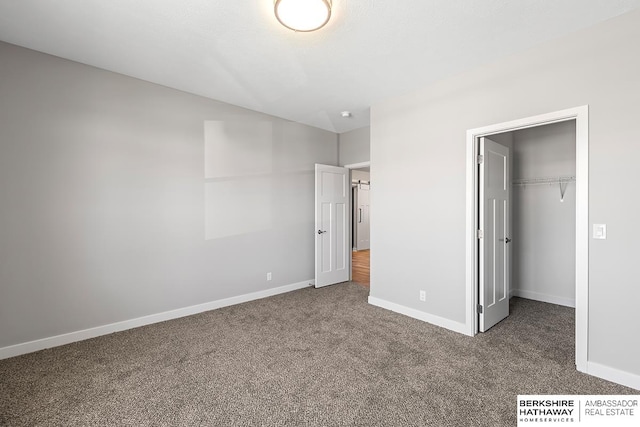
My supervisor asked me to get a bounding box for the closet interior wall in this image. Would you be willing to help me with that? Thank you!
[498,121,577,307]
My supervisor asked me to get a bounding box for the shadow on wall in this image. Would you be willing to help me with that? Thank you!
[204,118,332,241]
[204,120,274,240]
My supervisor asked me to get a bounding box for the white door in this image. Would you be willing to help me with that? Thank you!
[479,137,511,332]
[315,164,350,287]
[356,184,370,250]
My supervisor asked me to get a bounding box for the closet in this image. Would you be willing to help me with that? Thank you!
[493,120,576,307]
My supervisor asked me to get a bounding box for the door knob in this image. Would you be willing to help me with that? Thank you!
[317,230,327,234]
[505,237,512,244]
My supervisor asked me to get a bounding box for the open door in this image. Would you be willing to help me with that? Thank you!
[315,164,350,288]
[479,137,511,332]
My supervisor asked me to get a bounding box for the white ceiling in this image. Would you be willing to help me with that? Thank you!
[1,0,639,133]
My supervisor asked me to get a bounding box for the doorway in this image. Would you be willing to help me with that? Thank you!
[314,162,372,289]
[347,163,371,287]
[465,106,589,373]
[479,121,578,332]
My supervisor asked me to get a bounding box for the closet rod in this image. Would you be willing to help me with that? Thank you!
[511,176,575,186]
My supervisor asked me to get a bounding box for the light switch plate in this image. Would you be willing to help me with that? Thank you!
[593,224,607,239]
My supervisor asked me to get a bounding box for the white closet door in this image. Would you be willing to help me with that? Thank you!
[479,137,511,332]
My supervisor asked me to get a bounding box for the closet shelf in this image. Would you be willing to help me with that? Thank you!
[511,176,575,186]
[512,176,575,202]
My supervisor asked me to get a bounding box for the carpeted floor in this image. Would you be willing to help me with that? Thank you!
[0,283,635,426]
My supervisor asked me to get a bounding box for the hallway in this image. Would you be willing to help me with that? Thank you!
[351,250,370,287]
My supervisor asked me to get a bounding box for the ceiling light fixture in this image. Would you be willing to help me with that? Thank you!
[341,111,352,118]
[274,0,332,32]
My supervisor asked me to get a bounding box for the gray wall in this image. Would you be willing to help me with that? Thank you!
[511,122,576,306]
[338,126,370,166]
[370,10,640,377]
[0,42,337,349]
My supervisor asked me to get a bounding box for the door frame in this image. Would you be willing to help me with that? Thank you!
[465,106,589,373]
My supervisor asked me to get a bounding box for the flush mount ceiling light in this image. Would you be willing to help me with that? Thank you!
[274,0,332,32]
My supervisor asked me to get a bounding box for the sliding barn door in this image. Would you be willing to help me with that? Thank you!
[355,184,370,251]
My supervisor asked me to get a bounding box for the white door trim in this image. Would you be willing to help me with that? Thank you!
[465,105,589,373]
[343,161,370,170]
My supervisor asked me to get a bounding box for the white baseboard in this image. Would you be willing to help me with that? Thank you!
[368,296,469,336]
[586,361,640,391]
[512,289,575,308]
[0,280,312,360]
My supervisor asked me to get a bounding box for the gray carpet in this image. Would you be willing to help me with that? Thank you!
[0,283,634,426]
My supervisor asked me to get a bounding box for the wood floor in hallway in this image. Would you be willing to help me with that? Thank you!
[351,249,370,287]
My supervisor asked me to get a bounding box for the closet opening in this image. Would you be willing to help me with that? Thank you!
[483,120,576,322]
[465,106,589,373]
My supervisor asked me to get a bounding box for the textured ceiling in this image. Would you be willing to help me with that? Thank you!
[1,1,640,133]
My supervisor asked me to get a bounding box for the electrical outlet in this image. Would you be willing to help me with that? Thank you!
[419,290,426,302]
[267,272,272,281]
